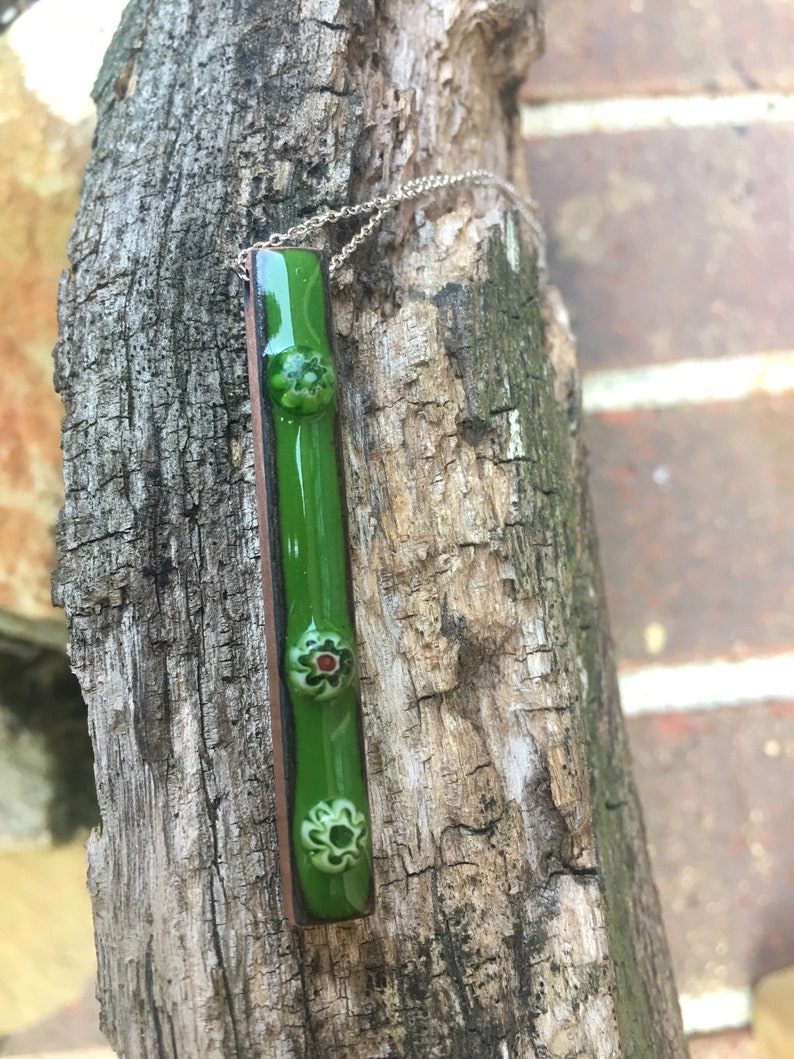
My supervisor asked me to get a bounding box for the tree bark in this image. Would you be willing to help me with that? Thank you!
[54,0,687,1056]
[0,0,36,33]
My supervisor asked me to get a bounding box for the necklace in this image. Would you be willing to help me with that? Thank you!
[239,170,538,926]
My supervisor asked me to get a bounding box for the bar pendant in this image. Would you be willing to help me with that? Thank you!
[243,248,374,925]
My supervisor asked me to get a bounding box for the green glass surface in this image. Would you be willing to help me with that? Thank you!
[252,248,373,922]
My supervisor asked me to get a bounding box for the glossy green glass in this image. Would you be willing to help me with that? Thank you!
[246,248,374,924]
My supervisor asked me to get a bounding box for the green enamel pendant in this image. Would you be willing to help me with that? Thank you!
[243,248,374,925]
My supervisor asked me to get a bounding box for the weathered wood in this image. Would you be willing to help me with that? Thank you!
[54,0,687,1056]
[0,0,37,33]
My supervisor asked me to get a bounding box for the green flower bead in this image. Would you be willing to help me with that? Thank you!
[267,346,336,416]
[300,798,369,874]
[287,629,356,701]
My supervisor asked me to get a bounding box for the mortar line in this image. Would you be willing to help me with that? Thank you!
[521,92,794,138]
[618,651,794,716]
[679,987,752,1036]
[581,351,794,413]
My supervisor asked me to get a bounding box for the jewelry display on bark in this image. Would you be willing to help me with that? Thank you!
[240,170,539,927]
[244,246,374,926]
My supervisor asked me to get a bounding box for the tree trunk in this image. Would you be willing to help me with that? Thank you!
[54,1,687,1056]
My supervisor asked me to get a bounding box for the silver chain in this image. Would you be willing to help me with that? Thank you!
[235,168,541,281]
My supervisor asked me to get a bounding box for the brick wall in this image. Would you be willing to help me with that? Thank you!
[522,1,794,1046]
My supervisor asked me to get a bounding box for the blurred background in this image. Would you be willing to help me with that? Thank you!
[0,1,791,1056]
[523,4,794,1057]
[0,2,126,1055]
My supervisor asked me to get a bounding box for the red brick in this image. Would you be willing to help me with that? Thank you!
[0,983,107,1053]
[0,45,91,620]
[585,395,794,664]
[522,0,794,100]
[689,1028,759,1058]
[627,701,794,999]
[526,124,794,371]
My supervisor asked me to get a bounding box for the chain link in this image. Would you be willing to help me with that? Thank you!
[235,169,541,281]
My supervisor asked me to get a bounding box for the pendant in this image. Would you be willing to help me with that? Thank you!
[243,248,375,925]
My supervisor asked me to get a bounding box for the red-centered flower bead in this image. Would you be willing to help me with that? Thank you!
[287,629,356,701]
